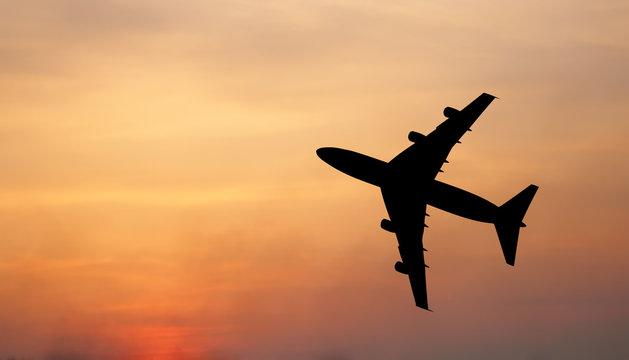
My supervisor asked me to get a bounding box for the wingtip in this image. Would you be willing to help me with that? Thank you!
[416,302,431,311]
[483,92,499,100]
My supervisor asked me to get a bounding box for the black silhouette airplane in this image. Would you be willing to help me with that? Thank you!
[317,93,538,310]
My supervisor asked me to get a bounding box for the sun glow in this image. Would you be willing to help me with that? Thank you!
[1,0,628,359]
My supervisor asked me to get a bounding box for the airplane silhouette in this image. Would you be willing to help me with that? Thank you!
[317,93,538,310]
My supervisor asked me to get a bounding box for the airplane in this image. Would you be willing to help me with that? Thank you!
[316,93,538,311]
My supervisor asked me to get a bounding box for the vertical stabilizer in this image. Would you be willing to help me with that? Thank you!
[495,185,538,265]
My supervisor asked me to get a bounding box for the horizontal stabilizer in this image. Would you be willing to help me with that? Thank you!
[495,185,538,265]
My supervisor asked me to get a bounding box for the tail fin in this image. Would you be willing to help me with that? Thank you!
[494,185,538,266]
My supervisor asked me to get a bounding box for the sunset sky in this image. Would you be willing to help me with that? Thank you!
[1,1,628,359]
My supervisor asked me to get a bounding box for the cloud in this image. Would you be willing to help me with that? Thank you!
[0,1,628,360]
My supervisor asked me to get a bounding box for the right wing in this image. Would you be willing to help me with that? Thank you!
[381,188,430,310]
[396,214,430,310]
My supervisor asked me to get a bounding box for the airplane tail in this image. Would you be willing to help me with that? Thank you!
[494,185,538,266]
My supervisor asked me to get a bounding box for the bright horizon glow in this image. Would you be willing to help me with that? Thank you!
[0,1,628,359]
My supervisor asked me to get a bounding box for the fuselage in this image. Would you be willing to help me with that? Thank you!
[385,144,499,224]
[317,146,499,224]
[427,180,497,223]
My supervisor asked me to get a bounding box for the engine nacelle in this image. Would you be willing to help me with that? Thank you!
[380,219,395,233]
[395,261,408,274]
[408,131,425,143]
[443,107,460,118]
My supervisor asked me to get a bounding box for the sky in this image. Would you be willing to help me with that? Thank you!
[0,0,628,359]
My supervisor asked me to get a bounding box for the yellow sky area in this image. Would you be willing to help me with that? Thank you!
[0,0,628,359]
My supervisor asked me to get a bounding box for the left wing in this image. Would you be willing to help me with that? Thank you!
[389,93,496,179]
[425,92,497,166]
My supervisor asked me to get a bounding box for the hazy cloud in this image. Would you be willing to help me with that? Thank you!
[1,1,628,359]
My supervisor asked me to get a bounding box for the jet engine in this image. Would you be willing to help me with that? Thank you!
[443,107,460,118]
[395,261,408,274]
[408,131,425,143]
[380,219,395,232]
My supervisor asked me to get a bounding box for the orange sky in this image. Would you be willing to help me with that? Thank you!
[1,1,628,359]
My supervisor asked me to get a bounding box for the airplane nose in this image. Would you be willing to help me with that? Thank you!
[316,147,336,164]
